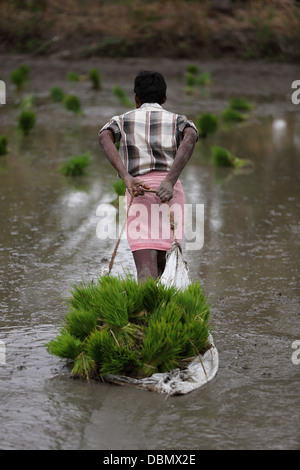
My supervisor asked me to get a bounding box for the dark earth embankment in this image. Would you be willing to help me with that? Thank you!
[0,0,300,62]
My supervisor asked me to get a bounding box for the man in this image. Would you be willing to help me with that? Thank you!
[99,71,198,281]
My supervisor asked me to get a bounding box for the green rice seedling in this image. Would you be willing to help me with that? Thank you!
[50,86,65,102]
[222,108,247,122]
[59,152,90,176]
[140,303,189,376]
[89,68,102,90]
[112,178,126,197]
[46,329,83,360]
[18,64,30,79]
[67,71,80,82]
[142,278,177,313]
[120,274,145,318]
[197,113,218,138]
[71,353,96,379]
[184,72,198,88]
[47,274,212,380]
[64,95,82,114]
[196,71,211,86]
[0,135,8,155]
[185,64,199,75]
[173,281,209,322]
[113,86,134,107]
[211,146,251,168]
[65,306,99,341]
[20,93,35,110]
[229,97,253,111]
[18,109,36,135]
[211,145,235,167]
[10,64,30,91]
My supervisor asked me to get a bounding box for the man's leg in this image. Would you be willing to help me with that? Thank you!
[157,250,166,277]
[133,249,166,282]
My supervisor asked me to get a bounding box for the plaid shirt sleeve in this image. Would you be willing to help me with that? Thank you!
[176,115,199,144]
[99,118,122,143]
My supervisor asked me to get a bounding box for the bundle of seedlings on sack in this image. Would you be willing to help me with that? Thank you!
[47,275,212,381]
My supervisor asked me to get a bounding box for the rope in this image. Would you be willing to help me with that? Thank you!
[108,193,134,275]
[107,184,177,275]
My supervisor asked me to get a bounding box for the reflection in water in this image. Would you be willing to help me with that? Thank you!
[272,118,287,147]
[0,93,299,450]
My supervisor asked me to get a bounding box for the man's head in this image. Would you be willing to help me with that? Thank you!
[134,71,167,106]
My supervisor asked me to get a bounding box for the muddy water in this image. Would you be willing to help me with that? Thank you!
[0,58,299,450]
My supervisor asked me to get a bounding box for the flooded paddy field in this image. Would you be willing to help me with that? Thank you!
[0,56,299,450]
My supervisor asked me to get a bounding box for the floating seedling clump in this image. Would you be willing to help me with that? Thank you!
[18,109,36,135]
[113,86,134,107]
[211,145,251,168]
[50,86,65,102]
[47,275,212,381]
[229,97,253,112]
[197,113,218,138]
[59,152,90,176]
[89,68,102,90]
[0,135,8,155]
[64,95,82,114]
[222,108,247,122]
[10,64,30,91]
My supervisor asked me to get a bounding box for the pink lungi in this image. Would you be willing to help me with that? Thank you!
[125,171,184,252]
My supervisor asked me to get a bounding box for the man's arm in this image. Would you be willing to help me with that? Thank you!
[98,129,149,197]
[156,127,197,202]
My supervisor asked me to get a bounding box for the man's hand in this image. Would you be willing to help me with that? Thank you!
[156,180,174,202]
[124,175,150,197]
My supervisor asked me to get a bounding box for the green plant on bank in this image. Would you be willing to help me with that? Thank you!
[0,135,8,155]
[18,109,36,135]
[89,68,102,90]
[50,86,65,102]
[113,86,134,107]
[211,145,251,168]
[47,275,212,380]
[10,64,30,91]
[59,152,90,176]
[197,113,218,138]
[64,95,82,114]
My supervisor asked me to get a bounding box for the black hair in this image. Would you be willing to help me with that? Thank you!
[134,71,167,105]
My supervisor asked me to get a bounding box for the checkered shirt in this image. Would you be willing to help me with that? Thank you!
[99,103,198,177]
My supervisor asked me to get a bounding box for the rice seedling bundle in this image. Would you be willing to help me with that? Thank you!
[59,152,90,176]
[197,113,218,138]
[211,145,251,168]
[89,68,102,90]
[0,135,8,155]
[47,275,212,381]
[64,95,82,114]
[113,86,134,107]
[18,109,36,135]
[50,87,65,102]
[10,64,30,91]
